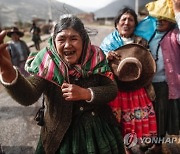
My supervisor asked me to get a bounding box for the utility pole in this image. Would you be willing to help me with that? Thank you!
[48,0,52,21]
[135,0,139,15]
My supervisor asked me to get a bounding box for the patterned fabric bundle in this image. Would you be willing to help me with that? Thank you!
[25,37,111,86]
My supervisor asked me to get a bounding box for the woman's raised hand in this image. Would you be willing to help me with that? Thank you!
[0,30,16,83]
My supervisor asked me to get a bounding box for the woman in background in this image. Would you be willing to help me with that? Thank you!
[135,0,180,153]
[101,7,157,153]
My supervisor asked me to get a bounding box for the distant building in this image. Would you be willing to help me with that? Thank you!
[77,13,94,24]
[94,0,150,25]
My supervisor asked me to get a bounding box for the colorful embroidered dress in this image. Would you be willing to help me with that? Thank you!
[100,31,157,139]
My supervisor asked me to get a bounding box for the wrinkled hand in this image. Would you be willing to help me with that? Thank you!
[0,30,16,82]
[106,51,121,61]
[61,82,91,101]
[172,0,180,13]
[0,31,12,68]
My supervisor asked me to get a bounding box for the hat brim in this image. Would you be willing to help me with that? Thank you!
[109,43,156,91]
[7,31,24,37]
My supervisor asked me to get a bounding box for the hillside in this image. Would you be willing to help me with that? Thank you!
[0,0,84,27]
[94,0,150,19]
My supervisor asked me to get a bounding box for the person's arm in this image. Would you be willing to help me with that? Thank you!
[172,0,180,14]
[175,13,180,43]
[61,82,92,102]
[89,75,118,104]
[61,75,118,104]
[0,66,18,86]
[0,31,16,83]
[175,13,180,28]
[0,31,44,106]
[1,72,45,106]
[173,0,180,42]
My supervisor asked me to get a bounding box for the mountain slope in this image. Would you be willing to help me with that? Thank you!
[94,0,150,19]
[0,0,84,27]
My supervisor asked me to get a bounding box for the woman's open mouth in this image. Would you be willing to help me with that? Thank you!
[64,51,75,56]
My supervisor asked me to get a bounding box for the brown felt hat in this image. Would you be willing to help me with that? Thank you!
[7,27,24,37]
[109,43,156,91]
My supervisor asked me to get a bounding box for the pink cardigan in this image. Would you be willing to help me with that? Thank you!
[161,28,180,99]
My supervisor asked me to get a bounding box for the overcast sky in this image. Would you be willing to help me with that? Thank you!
[57,0,116,12]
